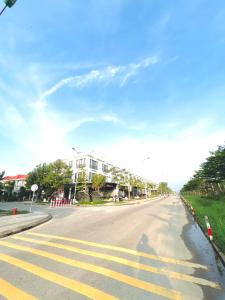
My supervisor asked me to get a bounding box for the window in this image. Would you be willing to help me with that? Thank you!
[68,160,73,167]
[106,176,111,183]
[77,172,83,179]
[76,158,86,168]
[90,159,98,170]
[102,164,108,173]
[89,172,94,182]
[76,172,86,180]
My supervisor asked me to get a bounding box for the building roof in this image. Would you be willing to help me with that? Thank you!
[3,174,28,181]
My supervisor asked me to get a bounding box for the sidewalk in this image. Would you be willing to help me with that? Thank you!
[0,211,52,238]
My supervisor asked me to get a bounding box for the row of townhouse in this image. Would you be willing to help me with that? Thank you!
[1,153,152,200]
[63,152,150,199]
[64,153,114,184]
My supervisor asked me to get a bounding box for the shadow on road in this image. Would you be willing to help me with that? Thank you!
[136,233,173,297]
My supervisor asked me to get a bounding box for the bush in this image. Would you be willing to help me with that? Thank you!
[77,191,90,202]
[91,191,103,201]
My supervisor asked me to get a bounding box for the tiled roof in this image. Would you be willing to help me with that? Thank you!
[3,174,28,181]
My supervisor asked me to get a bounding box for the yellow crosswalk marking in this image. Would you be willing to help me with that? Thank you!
[0,254,117,300]
[25,232,208,270]
[0,241,183,300]
[12,235,221,290]
[0,278,38,300]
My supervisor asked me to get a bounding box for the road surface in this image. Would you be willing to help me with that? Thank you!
[0,195,224,299]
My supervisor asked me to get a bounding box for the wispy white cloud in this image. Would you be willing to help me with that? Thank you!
[120,56,159,86]
[36,55,160,106]
[100,114,120,123]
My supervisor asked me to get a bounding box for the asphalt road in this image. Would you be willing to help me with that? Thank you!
[0,195,224,300]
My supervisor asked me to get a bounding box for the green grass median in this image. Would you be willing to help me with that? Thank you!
[183,194,225,253]
[0,209,28,216]
[78,200,109,205]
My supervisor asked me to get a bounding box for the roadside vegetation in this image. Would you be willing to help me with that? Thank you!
[181,144,225,252]
[78,200,108,205]
[0,209,28,217]
[0,161,173,203]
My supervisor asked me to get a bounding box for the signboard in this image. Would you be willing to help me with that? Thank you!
[31,184,38,192]
[30,184,38,212]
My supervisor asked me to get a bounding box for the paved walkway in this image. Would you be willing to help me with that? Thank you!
[0,211,51,238]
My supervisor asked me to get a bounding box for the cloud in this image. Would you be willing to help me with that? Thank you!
[37,55,160,105]
[100,114,119,123]
[95,119,225,191]
[120,56,159,86]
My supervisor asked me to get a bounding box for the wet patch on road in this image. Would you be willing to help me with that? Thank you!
[181,205,225,300]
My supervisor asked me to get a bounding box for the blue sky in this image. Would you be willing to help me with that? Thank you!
[1,0,225,190]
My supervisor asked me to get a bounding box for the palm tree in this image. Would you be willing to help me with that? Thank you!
[92,174,106,193]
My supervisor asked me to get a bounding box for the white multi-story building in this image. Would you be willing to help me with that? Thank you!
[63,150,153,199]
[64,153,115,184]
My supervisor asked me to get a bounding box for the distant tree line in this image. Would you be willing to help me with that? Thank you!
[181,144,225,197]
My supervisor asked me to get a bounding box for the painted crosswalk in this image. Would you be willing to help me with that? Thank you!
[0,233,222,300]
[25,232,208,270]
[10,235,221,289]
[0,278,38,300]
[0,253,117,300]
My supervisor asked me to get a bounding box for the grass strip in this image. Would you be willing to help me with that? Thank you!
[183,195,225,253]
[0,209,28,216]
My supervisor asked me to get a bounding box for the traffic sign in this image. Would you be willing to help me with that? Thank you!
[31,184,38,192]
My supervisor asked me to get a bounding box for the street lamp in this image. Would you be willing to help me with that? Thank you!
[72,147,82,155]
[71,147,83,201]
[142,157,150,199]
[0,0,17,16]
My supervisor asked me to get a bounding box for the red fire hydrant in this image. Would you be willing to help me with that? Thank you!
[12,208,17,215]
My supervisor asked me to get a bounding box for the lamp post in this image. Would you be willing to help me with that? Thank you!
[0,0,17,16]
[71,147,83,201]
[142,157,150,199]
[72,147,82,155]
[144,182,147,200]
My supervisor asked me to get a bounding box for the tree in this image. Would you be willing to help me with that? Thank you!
[132,176,145,190]
[146,181,156,196]
[0,171,5,180]
[26,160,72,198]
[46,160,73,192]
[3,180,15,201]
[76,167,88,192]
[26,163,49,194]
[0,171,5,197]
[181,144,225,196]
[92,173,106,192]
[158,182,172,195]
[110,167,122,185]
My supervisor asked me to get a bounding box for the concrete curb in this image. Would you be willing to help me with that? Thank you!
[180,195,225,267]
[0,213,52,239]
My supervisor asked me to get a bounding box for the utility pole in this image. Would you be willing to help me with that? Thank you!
[0,0,17,16]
